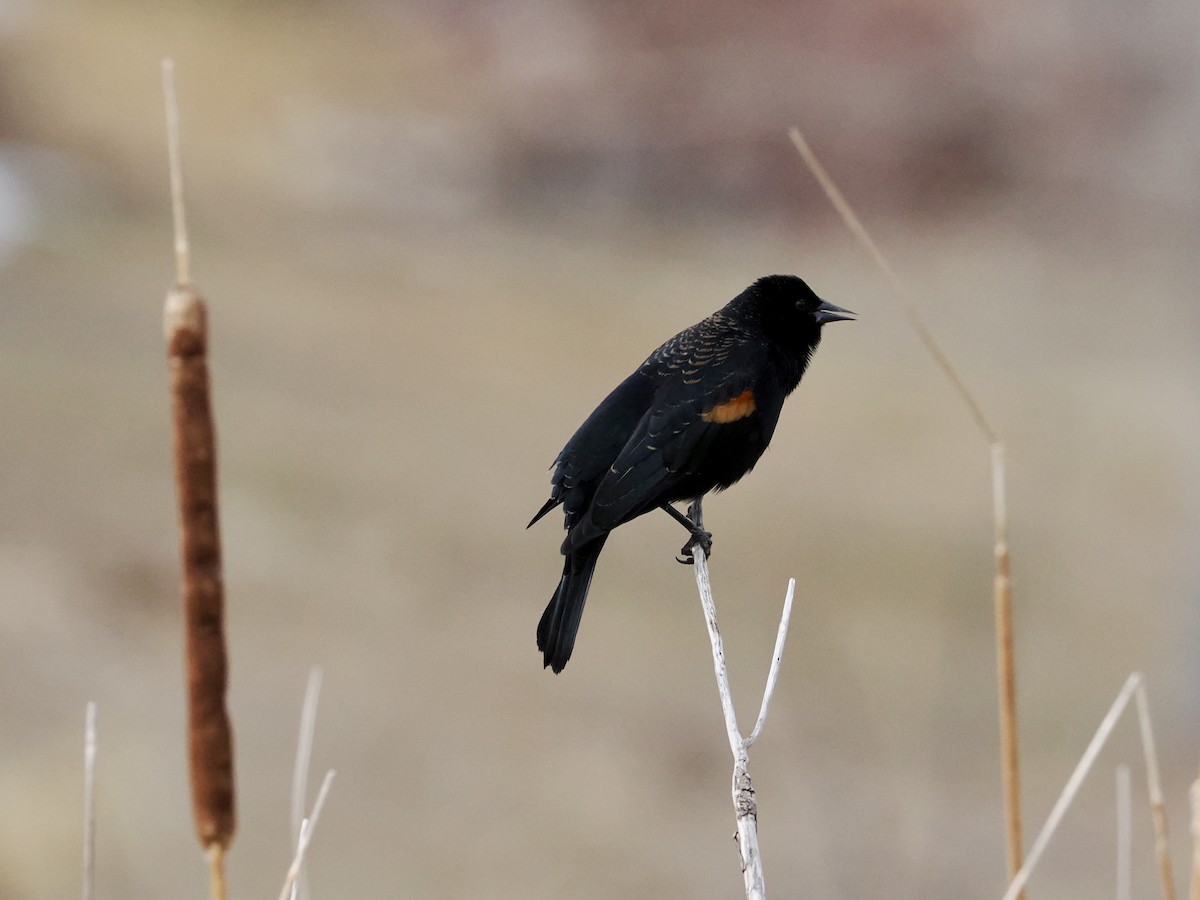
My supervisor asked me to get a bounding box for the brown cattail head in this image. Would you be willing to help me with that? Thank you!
[166,282,236,851]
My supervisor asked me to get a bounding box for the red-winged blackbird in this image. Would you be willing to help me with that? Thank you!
[530,275,853,673]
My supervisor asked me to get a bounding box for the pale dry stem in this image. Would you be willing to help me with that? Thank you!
[1135,683,1179,900]
[279,770,337,900]
[82,702,96,900]
[790,126,1023,893]
[207,844,227,900]
[999,674,1179,900]
[1189,774,1200,900]
[992,443,1024,896]
[162,58,190,286]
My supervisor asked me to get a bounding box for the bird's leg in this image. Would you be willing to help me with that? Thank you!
[660,499,712,565]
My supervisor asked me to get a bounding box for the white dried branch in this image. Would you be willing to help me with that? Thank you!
[693,548,743,757]
[692,537,798,900]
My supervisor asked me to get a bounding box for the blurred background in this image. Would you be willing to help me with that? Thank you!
[1,1,1197,897]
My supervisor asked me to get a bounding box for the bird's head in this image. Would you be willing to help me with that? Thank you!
[747,275,855,347]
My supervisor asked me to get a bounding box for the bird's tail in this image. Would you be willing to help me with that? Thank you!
[537,535,607,673]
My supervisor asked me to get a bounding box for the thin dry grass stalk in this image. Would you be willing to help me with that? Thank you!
[279,770,337,900]
[290,667,325,900]
[1135,683,1178,900]
[82,701,96,900]
[1000,674,1140,900]
[1190,774,1200,900]
[992,443,1023,890]
[789,126,1024,895]
[163,59,236,890]
[998,673,1179,900]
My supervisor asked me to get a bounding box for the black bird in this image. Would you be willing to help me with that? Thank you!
[529,275,853,672]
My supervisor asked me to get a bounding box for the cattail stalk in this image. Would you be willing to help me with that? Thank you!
[163,59,236,897]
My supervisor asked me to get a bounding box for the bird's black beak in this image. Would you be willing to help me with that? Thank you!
[814,299,856,325]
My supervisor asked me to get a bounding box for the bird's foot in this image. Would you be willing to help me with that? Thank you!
[676,526,713,565]
[662,498,713,564]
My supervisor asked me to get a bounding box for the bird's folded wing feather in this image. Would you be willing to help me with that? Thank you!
[530,368,657,529]
[584,338,763,532]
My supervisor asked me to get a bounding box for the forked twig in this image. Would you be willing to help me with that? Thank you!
[689,498,797,900]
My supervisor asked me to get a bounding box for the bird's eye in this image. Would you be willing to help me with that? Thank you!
[794,300,803,309]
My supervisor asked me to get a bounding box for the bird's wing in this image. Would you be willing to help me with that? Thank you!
[529,368,657,529]
[582,329,766,533]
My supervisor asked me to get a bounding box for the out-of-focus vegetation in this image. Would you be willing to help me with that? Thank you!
[0,1,1196,897]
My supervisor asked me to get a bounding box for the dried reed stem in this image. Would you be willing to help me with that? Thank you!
[82,702,96,900]
[789,126,1024,894]
[992,443,1023,895]
[163,59,236,882]
[1000,674,1140,900]
[1135,683,1179,900]
[998,674,1179,900]
[207,846,227,900]
[788,128,996,442]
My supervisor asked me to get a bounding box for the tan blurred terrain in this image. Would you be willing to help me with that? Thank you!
[1,2,1198,898]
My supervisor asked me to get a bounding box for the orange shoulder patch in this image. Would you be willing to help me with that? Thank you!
[701,389,756,424]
